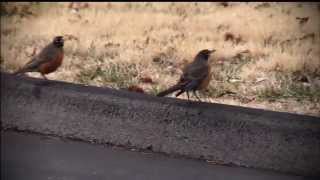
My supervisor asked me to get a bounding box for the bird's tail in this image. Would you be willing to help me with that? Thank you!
[157,84,184,97]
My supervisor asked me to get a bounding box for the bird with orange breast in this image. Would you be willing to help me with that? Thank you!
[13,36,65,80]
[157,49,215,101]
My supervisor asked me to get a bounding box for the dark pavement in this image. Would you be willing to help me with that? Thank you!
[1,131,312,180]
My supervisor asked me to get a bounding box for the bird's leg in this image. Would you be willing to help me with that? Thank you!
[186,91,190,101]
[41,73,48,80]
[175,90,184,97]
[193,91,202,102]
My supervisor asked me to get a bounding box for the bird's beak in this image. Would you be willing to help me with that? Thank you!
[209,49,216,54]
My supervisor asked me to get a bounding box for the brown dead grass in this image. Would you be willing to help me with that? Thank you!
[1,2,320,116]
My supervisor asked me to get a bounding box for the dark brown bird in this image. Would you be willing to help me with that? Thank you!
[157,49,215,101]
[13,36,65,80]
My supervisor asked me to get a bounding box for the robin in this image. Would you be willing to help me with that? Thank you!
[13,36,65,80]
[157,49,216,101]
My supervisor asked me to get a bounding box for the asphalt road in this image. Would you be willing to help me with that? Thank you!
[1,131,313,180]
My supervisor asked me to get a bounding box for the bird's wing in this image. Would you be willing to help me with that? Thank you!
[178,62,210,91]
[21,44,57,71]
[181,62,209,82]
[33,44,58,64]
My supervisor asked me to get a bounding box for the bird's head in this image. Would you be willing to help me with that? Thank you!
[53,36,64,48]
[195,49,216,61]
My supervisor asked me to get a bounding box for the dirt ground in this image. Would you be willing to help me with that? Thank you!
[1,2,319,116]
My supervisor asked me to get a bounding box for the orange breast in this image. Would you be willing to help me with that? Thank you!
[39,52,64,74]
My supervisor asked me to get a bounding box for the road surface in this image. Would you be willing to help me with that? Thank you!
[1,131,313,180]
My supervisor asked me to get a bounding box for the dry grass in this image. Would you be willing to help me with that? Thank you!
[1,2,320,116]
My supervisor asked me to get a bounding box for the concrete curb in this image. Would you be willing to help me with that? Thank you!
[1,72,320,177]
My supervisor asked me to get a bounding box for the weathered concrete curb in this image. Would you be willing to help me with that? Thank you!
[1,72,320,177]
